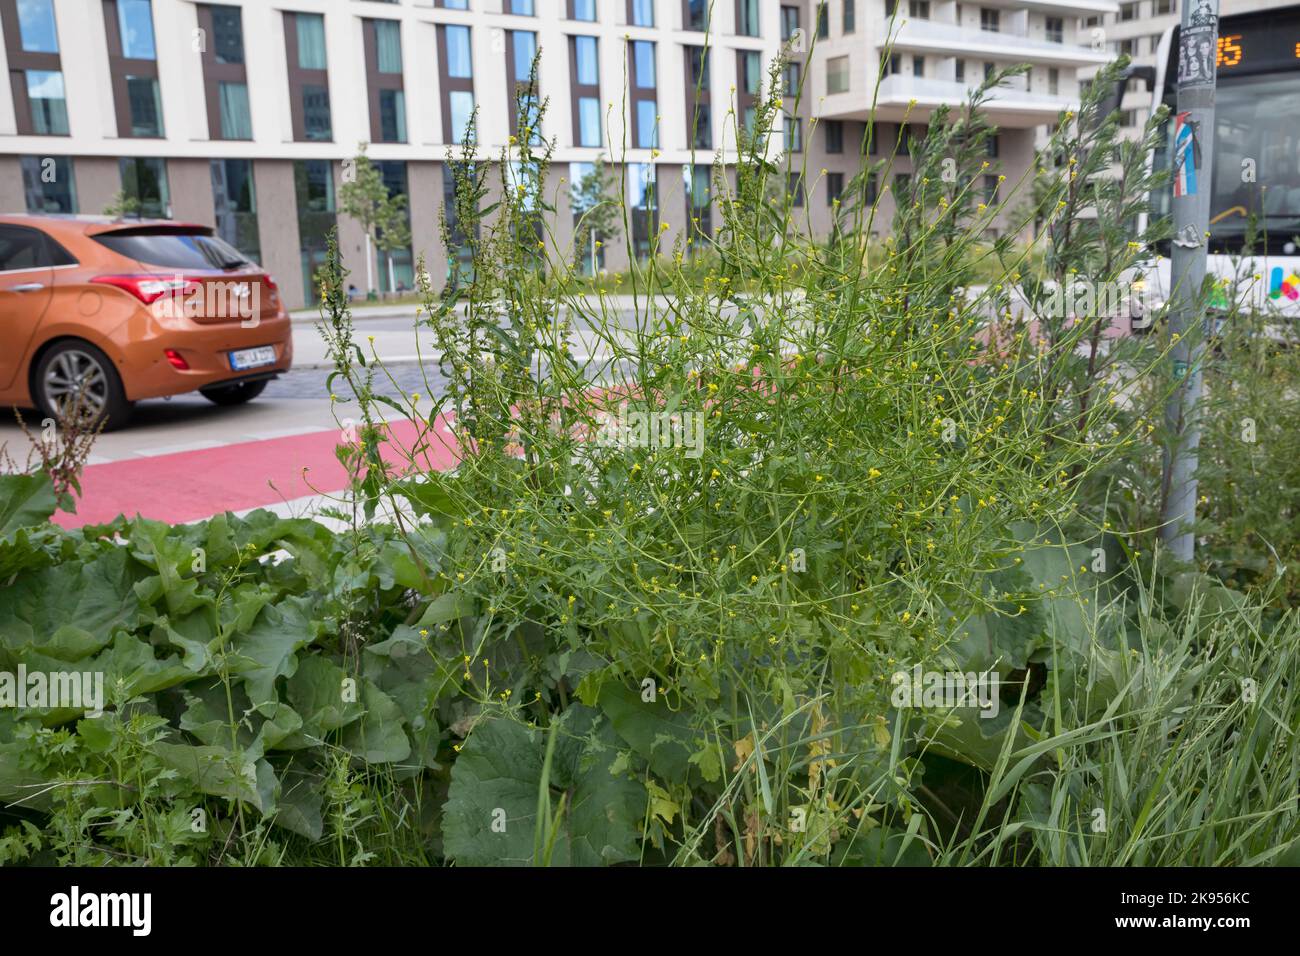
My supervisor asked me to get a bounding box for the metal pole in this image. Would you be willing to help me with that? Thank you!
[1159,0,1219,562]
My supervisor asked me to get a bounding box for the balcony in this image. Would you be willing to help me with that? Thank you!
[819,73,1076,127]
[889,19,1111,67]
[981,0,1118,15]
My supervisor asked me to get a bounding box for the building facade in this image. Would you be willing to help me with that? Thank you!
[2,0,1116,309]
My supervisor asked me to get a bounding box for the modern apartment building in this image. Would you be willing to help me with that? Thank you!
[2,0,1115,308]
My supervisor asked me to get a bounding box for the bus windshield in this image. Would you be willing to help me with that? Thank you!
[1152,11,1300,255]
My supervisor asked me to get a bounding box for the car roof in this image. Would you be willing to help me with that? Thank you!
[0,213,212,238]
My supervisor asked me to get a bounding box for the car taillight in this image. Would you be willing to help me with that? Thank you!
[92,274,201,305]
[264,274,280,308]
[164,348,190,370]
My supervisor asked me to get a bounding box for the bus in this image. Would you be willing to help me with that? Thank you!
[1136,4,1300,320]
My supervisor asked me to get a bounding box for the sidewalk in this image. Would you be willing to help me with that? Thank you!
[289,293,679,324]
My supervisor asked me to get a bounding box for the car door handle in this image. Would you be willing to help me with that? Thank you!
[7,282,45,292]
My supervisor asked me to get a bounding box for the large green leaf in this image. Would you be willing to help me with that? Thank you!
[0,473,57,537]
[442,706,645,866]
[0,547,144,660]
[227,596,321,705]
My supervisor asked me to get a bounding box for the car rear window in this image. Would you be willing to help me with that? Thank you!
[93,228,252,270]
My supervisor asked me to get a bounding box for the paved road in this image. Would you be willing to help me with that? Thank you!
[2,298,709,527]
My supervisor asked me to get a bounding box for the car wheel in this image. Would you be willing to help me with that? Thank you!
[199,379,268,406]
[34,340,133,431]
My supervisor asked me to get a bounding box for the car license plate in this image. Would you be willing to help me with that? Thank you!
[229,345,277,371]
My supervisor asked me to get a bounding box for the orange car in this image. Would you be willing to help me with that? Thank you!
[0,214,293,430]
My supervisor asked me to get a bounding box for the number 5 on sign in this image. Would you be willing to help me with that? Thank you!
[1216,34,1242,67]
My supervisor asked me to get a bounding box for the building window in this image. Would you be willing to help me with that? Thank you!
[199,5,249,140]
[955,59,965,83]
[507,29,540,139]
[572,35,601,146]
[438,22,475,142]
[570,161,602,273]
[629,162,657,260]
[21,155,76,213]
[105,0,163,138]
[740,50,761,94]
[986,134,999,158]
[865,172,877,203]
[780,5,799,40]
[685,164,711,241]
[737,0,759,36]
[577,97,601,146]
[445,24,472,78]
[119,156,169,218]
[843,0,855,33]
[825,118,843,153]
[784,114,801,151]
[375,160,413,292]
[1154,0,1174,14]
[116,0,157,59]
[124,75,163,137]
[448,90,474,142]
[374,20,402,73]
[912,55,924,77]
[438,0,469,7]
[294,159,336,304]
[210,5,243,63]
[635,100,658,147]
[285,12,330,141]
[210,158,259,262]
[827,55,849,94]
[575,35,598,85]
[366,19,406,143]
[16,0,59,52]
[789,173,803,207]
[1119,2,1138,21]
[685,0,707,31]
[633,40,655,86]
[631,40,658,146]
[686,45,711,148]
[630,0,654,27]
[509,0,535,14]
[24,70,68,134]
[1048,66,1059,95]
[1046,16,1063,43]
[979,7,999,32]
[908,0,928,19]
[217,81,252,139]
[571,0,597,20]
[826,171,844,206]
[1117,37,1135,56]
[983,60,994,79]
[377,89,405,142]
[782,61,800,96]
[737,49,760,134]
[6,0,70,137]
[816,3,828,38]
[295,12,327,69]
[983,174,998,203]
[882,52,901,76]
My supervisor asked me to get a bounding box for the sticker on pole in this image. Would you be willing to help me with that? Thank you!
[1177,3,1219,87]
[1173,112,1200,197]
